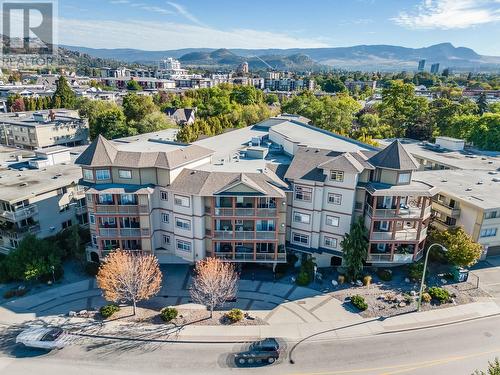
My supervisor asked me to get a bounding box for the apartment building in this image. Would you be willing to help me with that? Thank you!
[0,146,87,253]
[77,116,436,267]
[379,137,500,257]
[0,110,89,150]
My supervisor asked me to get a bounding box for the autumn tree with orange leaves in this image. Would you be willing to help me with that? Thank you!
[97,250,162,315]
[190,257,239,318]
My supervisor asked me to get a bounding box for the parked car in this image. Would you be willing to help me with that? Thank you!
[16,327,68,350]
[235,338,281,365]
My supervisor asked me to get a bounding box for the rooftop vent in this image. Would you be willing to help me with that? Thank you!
[19,182,28,187]
[441,178,447,182]
[477,181,484,185]
[488,171,498,175]
[466,187,472,191]
[493,177,500,182]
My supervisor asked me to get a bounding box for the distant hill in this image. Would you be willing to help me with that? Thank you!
[63,43,500,71]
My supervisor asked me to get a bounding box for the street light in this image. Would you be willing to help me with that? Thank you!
[417,243,447,311]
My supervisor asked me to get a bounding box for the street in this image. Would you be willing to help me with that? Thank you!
[1,315,499,375]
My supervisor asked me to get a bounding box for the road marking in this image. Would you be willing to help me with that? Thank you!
[290,347,500,375]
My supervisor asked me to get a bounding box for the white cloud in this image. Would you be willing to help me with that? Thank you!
[57,17,329,50]
[167,1,205,26]
[392,0,500,29]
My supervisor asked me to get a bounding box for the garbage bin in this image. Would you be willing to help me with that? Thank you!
[452,267,469,282]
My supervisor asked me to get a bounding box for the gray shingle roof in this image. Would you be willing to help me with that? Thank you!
[368,139,419,170]
[75,135,214,169]
[284,147,342,182]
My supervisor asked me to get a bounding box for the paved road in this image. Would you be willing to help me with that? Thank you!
[1,315,499,375]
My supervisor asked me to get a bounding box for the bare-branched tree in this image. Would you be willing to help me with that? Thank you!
[97,250,162,315]
[190,257,239,318]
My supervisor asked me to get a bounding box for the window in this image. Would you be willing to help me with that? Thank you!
[162,235,170,245]
[326,215,340,227]
[294,185,312,202]
[292,232,309,245]
[330,170,344,182]
[161,212,169,223]
[95,169,110,180]
[61,219,72,229]
[89,214,95,225]
[293,211,311,224]
[120,194,136,205]
[175,217,191,230]
[86,194,93,203]
[176,240,191,252]
[98,194,113,204]
[174,195,190,207]
[118,169,132,179]
[57,187,67,195]
[328,193,342,205]
[398,173,411,184]
[484,211,498,219]
[160,191,168,201]
[437,194,445,203]
[324,237,337,248]
[59,203,70,212]
[83,169,93,180]
[91,235,97,246]
[480,228,498,238]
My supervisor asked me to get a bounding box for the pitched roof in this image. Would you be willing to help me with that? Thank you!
[368,139,419,170]
[75,135,213,169]
[284,147,342,182]
[318,153,365,173]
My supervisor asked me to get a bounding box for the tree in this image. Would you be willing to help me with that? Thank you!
[122,93,157,123]
[91,106,129,139]
[473,358,500,375]
[340,218,368,281]
[132,111,176,134]
[265,93,279,105]
[52,76,76,109]
[126,80,143,91]
[430,227,482,268]
[97,250,162,315]
[322,77,347,93]
[190,257,239,318]
[476,92,488,115]
[10,97,25,112]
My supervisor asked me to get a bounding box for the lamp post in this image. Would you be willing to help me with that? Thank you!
[417,243,447,311]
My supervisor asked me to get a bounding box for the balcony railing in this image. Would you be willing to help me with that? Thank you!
[98,227,150,237]
[371,228,427,242]
[94,204,149,215]
[0,224,40,238]
[213,230,277,240]
[366,204,430,219]
[0,204,38,222]
[366,253,392,262]
[213,208,277,217]
[75,206,87,215]
[214,252,286,262]
[431,201,461,218]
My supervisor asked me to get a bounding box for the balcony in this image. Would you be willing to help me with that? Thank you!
[366,204,430,219]
[94,204,149,215]
[214,252,286,263]
[75,205,87,215]
[213,230,276,240]
[98,227,150,237]
[0,204,38,222]
[213,208,277,217]
[431,201,460,218]
[0,224,40,238]
[370,227,427,242]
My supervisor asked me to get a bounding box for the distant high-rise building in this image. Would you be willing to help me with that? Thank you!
[236,61,249,75]
[418,59,426,71]
[430,63,440,74]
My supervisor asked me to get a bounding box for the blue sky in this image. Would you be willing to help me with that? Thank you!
[57,0,500,55]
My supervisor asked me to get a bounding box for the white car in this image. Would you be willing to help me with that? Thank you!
[16,327,68,350]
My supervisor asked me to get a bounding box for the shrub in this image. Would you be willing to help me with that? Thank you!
[351,294,368,311]
[84,262,100,276]
[363,275,372,286]
[160,307,178,322]
[225,308,243,323]
[428,286,450,303]
[3,287,28,299]
[296,271,311,286]
[421,292,432,303]
[408,262,425,281]
[99,304,120,318]
[377,268,392,281]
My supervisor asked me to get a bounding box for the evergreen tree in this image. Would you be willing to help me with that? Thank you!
[340,218,368,281]
[52,76,76,109]
[476,92,488,115]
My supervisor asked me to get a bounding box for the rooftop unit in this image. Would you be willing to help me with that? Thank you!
[435,136,465,152]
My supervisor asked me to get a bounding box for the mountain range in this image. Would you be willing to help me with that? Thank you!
[63,43,500,72]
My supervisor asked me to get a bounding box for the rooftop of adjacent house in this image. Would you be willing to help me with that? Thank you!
[0,109,82,126]
[0,145,82,203]
[378,138,500,171]
[414,169,500,210]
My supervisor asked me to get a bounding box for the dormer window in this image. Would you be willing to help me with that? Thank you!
[397,172,411,184]
[330,170,344,182]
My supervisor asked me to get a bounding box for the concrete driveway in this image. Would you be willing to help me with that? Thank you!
[472,256,500,300]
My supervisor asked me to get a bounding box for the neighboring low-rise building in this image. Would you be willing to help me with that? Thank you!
[164,107,196,126]
[0,109,89,150]
[0,146,87,253]
[76,116,436,267]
